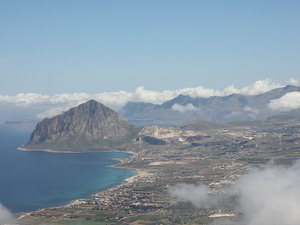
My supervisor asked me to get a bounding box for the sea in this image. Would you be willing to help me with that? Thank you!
[0,123,137,214]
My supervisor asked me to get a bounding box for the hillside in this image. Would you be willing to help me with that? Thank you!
[20,100,243,152]
[20,100,141,152]
[120,85,300,125]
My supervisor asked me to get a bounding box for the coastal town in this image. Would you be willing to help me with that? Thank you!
[19,118,300,224]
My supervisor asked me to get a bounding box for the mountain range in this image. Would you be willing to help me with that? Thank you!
[20,85,300,152]
[119,85,300,125]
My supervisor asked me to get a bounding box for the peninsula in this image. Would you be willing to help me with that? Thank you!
[19,100,141,152]
[18,100,300,224]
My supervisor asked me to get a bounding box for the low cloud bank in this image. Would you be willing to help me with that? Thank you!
[168,161,300,225]
[168,184,216,208]
[287,78,299,86]
[172,79,282,98]
[268,91,300,112]
[0,78,287,119]
[36,106,71,120]
[0,202,18,224]
[172,103,199,113]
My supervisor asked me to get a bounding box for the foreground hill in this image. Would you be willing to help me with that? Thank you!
[20,100,141,152]
[120,85,300,125]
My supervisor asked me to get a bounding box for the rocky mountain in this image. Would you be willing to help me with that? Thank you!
[20,86,300,152]
[20,100,141,151]
[120,85,300,125]
[21,99,238,152]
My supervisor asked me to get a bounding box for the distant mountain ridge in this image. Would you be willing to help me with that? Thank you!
[119,85,300,125]
[20,86,300,152]
[20,100,140,151]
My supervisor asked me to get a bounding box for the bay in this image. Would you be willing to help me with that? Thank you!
[0,123,136,213]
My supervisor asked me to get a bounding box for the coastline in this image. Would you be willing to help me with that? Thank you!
[17,149,147,221]
[17,147,82,153]
[17,146,111,153]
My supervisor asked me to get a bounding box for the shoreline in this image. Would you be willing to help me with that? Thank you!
[17,149,147,221]
[17,146,112,153]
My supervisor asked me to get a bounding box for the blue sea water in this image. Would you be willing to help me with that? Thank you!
[0,123,136,213]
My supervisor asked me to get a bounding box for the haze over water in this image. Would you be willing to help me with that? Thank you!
[0,123,136,213]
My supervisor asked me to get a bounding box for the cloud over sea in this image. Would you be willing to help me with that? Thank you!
[0,78,293,120]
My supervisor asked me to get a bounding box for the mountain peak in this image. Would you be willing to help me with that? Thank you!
[21,100,140,152]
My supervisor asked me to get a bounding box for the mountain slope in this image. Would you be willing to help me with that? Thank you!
[20,100,141,151]
[119,85,300,124]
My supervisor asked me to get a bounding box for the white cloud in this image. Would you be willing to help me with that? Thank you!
[168,161,300,225]
[93,86,181,107]
[243,106,259,114]
[235,162,300,225]
[0,78,291,119]
[180,86,222,98]
[0,202,18,224]
[36,106,71,119]
[268,92,300,112]
[234,79,282,96]
[168,183,213,208]
[49,93,91,104]
[243,106,260,119]
[225,111,241,118]
[172,103,199,113]
[0,93,50,107]
[287,77,299,86]
[182,79,282,98]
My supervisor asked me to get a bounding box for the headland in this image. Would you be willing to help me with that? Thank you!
[18,118,300,224]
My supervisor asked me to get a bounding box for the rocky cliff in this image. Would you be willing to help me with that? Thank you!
[20,100,141,151]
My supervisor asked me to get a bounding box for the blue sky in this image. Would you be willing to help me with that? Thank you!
[1,0,300,96]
